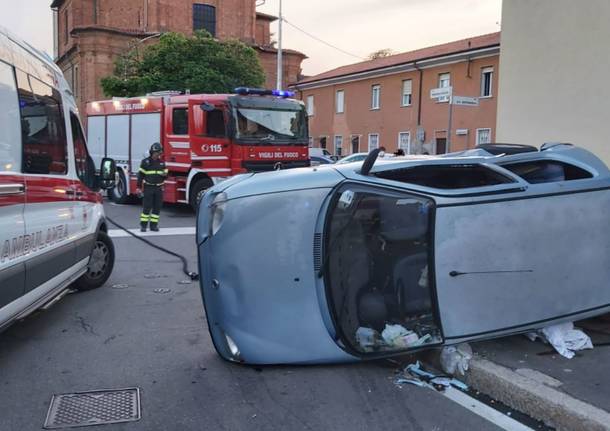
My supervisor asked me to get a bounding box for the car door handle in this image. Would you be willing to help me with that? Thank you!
[0,183,25,195]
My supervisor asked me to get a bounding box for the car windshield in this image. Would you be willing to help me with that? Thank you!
[324,185,442,355]
[235,108,307,141]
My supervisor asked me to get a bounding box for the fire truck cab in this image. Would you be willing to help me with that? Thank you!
[86,88,310,208]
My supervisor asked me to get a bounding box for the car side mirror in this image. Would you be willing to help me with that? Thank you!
[100,157,116,190]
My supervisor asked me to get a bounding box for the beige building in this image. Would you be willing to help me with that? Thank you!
[496,0,610,162]
[293,34,500,156]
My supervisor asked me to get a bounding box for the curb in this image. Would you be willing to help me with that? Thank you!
[463,357,610,431]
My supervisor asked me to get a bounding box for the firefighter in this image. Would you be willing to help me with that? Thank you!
[137,142,168,232]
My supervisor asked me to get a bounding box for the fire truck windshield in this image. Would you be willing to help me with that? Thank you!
[235,108,307,142]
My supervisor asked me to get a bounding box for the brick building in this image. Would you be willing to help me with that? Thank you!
[50,0,306,115]
[293,33,500,156]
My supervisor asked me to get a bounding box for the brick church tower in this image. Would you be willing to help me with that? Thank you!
[51,0,306,115]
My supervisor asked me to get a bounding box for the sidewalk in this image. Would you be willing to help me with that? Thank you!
[464,314,610,430]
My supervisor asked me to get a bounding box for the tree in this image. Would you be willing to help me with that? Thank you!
[367,48,394,60]
[101,31,266,97]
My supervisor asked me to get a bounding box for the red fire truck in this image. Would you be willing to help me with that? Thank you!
[85,88,310,208]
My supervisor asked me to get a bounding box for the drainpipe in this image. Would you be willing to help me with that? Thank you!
[414,62,423,126]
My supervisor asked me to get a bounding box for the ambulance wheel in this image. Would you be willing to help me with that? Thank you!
[110,169,129,204]
[190,177,213,211]
[74,232,115,291]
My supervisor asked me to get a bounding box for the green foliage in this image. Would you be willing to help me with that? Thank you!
[101,31,266,97]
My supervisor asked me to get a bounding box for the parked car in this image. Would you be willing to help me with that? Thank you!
[309,147,333,159]
[335,152,369,164]
[0,27,117,332]
[310,155,335,166]
[196,143,610,364]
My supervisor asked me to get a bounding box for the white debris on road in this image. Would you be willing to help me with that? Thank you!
[440,343,473,376]
[525,322,593,359]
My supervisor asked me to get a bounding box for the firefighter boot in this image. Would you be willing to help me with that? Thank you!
[140,222,148,233]
[150,223,159,232]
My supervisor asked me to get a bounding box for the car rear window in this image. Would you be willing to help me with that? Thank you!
[501,160,593,184]
[374,164,515,189]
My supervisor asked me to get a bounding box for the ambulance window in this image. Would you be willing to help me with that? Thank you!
[206,109,226,137]
[17,70,68,175]
[172,108,188,135]
[70,112,94,187]
[0,61,21,172]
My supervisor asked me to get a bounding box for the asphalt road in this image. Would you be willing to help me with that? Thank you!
[0,199,502,431]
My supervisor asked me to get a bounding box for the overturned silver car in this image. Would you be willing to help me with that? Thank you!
[196,143,610,364]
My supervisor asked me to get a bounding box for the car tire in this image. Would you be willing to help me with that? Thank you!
[73,232,115,291]
[189,177,213,211]
[110,169,130,204]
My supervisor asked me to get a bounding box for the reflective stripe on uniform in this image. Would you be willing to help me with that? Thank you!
[150,214,160,221]
[139,168,168,175]
[140,213,150,222]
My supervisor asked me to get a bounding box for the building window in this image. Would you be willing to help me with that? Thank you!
[172,108,189,135]
[351,135,360,154]
[0,62,21,173]
[476,128,492,146]
[438,72,450,102]
[319,136,327,149]
[401,79,412,106]
[371,84,380,110]
[306,95,314,116]
[193,4,216,37]
[368,133,379,151]
[398,131,411,154]
[336,90,344,114]
[17,70,68,175]
[334,135,343,156]
[481,67,493,97]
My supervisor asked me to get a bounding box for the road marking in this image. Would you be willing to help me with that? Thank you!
[442,387,534,431]
[108,227,196,238]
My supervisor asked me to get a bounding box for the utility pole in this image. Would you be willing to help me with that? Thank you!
[447,94,453,153]
[276,0,283,90]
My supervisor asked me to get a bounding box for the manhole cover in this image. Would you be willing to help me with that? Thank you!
[44,388,141,429]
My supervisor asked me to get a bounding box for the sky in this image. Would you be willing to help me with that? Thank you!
[0,0,502,76]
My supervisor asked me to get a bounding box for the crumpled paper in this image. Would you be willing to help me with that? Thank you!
[526,322,593,359]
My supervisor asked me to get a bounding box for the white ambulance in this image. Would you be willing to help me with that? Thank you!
[0,27,117,331]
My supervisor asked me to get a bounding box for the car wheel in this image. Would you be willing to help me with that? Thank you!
[110,169,129,204]
[73,232,115,291]
[189,177,213,211]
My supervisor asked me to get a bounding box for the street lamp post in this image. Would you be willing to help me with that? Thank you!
[276,0,283,90]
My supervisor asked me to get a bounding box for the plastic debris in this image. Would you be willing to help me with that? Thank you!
[394,361,468,391]
[526,322,593,359]
[110,283,129,289]
[440,343,473,376]
[356,327,380,351]
[381,324,419,348]
[153,288,171,294]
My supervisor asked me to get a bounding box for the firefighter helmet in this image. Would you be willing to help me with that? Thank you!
[149,142,163,155]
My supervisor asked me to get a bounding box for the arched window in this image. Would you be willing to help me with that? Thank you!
[193,4,216,37]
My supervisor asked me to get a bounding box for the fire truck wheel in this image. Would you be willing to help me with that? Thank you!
[190,177,214,211]
[110,169,129,204]
[73,232,116,291]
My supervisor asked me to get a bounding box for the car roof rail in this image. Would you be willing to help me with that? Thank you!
[541,142,574,151]
[476,143,538,155]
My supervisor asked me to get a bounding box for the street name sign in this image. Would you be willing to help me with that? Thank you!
[430,86,452,99]
[452,96,479,106]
